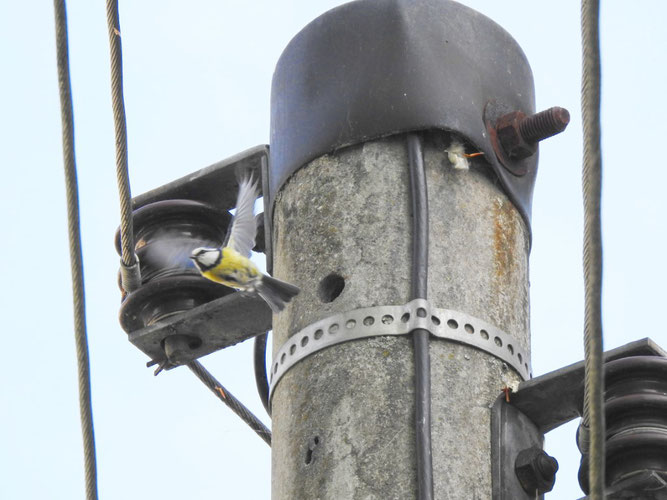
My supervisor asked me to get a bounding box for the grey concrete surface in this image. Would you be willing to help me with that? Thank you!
[271,132,530,499]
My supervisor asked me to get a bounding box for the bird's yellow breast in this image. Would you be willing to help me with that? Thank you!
[200,247,260,290]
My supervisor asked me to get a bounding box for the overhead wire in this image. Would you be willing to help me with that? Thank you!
[106,0,141,294]
[53,1,99,498]
[580,0,606,497]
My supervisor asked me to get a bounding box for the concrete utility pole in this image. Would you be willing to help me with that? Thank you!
[267,1,539,498]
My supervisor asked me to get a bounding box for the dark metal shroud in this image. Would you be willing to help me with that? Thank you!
[270,0,537,229]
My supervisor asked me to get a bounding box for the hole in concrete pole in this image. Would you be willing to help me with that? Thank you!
[305,435,320,465]
[318,273,345,303]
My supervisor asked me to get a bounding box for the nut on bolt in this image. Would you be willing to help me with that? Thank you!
[496,107,570,161]
[515,446,559,494]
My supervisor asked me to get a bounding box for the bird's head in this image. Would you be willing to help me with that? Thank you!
[190,247,221,271]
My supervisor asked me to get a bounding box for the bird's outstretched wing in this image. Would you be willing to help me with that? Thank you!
[141,230,219,269]
[224,175,259,257]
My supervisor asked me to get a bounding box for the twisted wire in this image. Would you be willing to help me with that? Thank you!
[188,360,272,446]
[581,0,605,497]
[53,1,99,498]
[106,0,140,293]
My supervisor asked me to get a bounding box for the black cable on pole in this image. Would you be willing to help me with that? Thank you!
[407,133,434,500]
[187,360,272,446]
[106,0,141,294]
[53,2,99,499]
[253,333,271,415]
[581,0,605,497]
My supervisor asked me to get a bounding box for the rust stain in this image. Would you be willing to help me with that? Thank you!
[492,198,518,288]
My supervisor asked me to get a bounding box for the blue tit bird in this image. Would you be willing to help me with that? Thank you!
[190,175,300,313]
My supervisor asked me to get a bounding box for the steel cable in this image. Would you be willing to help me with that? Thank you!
[53,1,99,498]
[188,360,272,446]
[407,133,434,500]
[581,0,606,497]
[106,0,141,293]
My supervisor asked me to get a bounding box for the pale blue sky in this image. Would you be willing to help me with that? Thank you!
[1,1,665,498]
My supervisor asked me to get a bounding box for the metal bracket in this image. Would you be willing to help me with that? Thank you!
[492,338,667,499]
[511,338,667,434]
[491,398,545,499]
[121,145,274,370]
[269,299,531,399]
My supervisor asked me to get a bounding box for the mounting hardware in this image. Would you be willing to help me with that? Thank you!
[115,146,274,371]
[515,447,559,495]
[486,105,570,177]
[498,107,570,161]
[492,338,667,499]
[270,299,531,400]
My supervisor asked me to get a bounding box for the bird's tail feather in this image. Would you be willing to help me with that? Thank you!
[255,275,300,313]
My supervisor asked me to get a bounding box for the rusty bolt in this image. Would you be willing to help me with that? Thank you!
[496,106,570,161]
[515,447,559,494]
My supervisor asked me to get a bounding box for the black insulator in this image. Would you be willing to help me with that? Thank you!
[115,199,232,286]
[578,355,667,495]
[119,275,232,333]
[115,199,234,334]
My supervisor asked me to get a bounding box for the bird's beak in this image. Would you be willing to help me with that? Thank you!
[189,255,196,260]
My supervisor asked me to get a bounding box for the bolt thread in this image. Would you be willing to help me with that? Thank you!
[519,107,570,143]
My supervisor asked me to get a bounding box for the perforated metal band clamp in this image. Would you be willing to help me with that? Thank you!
[269,299,531,399]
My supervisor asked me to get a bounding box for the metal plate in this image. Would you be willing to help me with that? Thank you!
[491,398,545,500]
[269,299,531,399]
[129,292,272,368]
[132,145,268,212]
[511,338,667,433]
